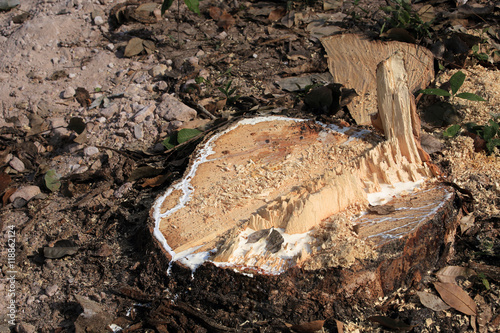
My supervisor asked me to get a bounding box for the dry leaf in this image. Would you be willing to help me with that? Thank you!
[434,282,478,316]
[0,172,11,194]
[141,173,171,188]
[75,87,91,107]
[268,7,286,21]
[416,291,450,311]
[215,98,227,111]
[417,4,435,23]
[142,40,156,54]
[460,214,475,233]
[209,6,222,20]
[2,187,16,206]
[124,37,145,58]
[436,266,476,284]
[287,320,325,333]
[490,313,500,329]
[217,11,235,30]
[335,319,345,333]
[380,28,416,44]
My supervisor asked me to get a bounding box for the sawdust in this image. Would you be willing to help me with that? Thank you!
[302,213,378,270]
[437,66,500,124]
[437,66,500,217]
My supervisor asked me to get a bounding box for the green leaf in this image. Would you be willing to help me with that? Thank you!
[449,71,466,95]
[471,44,479,52]
[488,119,500,133]
[380,5,395,13]
[483,124,498,142]
[455,92,486,101]
[45,169,61,192]
[162,134,177,150]
[184,0,200,14]
[483,127,495,142]
[478,273,490,290]
[476,53,489,61]
[418,88,451,97]
[465,122,482,135]
[443,124,461,138]
[486,138,500,153]
[177,128,202,144]
[161,0,174,15]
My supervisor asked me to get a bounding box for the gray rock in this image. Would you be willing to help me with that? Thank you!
[9,186,41,203]
[12,197,27,208]
[100,103,119,119]
[84,146,99,156]
[133,124,143,140]
[1,153,12,164]
[156,80,168,91]
[157,94,197,122]
[9,156,25,172]
[94,16,104,26]
[133,104,156,123]
[16,322,36,333]
[152,142,166,153]
[74,295,112,333]
[75,295,103,318]
[62,87,75,99]
[114,182,133,198]
[49,117,67,129]
[45,284,59,296]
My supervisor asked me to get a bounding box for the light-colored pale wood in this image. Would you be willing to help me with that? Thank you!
[321,34,434,125]
[151,52,449,275]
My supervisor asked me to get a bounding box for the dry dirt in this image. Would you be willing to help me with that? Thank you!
[0,0,499,332]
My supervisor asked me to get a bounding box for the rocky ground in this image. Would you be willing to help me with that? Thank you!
[0,0,499,332]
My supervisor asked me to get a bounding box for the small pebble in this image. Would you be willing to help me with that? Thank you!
[94,16,104,26]
[9,156,25,172]
[84,146,99,156]
[12,197,28,208]
[16,322,36,333]
[114,182,133,198]
[45,284,59,297]
[156,81,168,91]
[9,186,41,203]
[133,104,156,123]
[134,124,143,140]
[62,87,75,99]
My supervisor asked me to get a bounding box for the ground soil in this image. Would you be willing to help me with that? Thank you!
[0,0,499,332]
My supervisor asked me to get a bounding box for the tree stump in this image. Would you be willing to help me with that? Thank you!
[321,34,435,125]
[149,53,460,301]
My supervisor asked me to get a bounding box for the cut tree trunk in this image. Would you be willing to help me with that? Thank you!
[321,34,435,125]
[149,53,460,302]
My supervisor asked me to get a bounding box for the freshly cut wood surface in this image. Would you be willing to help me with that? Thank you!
[321,34,434,125]
[150,52,457,280]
